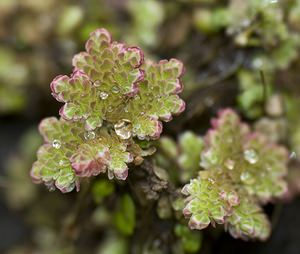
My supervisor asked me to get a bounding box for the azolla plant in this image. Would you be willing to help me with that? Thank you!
[31,28,289,242]
[31,28,185,192]
[182,109,288,240]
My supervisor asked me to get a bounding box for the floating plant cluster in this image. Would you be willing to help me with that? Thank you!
[31,28,185,192]
[1,0,298,251]
[181,109,288,240]
[29,28,291,243]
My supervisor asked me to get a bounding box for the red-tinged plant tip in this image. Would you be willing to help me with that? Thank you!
[31,117,137,192]
[31,28,185,192]
[182,109,288,240]
[50,28,184,139]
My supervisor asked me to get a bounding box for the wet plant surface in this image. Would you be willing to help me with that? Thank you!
[2,0,300,253]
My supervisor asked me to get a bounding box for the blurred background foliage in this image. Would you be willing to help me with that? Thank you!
[2,0,300,253]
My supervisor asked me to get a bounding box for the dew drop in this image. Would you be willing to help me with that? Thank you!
[52,140,61,149]
[208,178,215,184]
[225,158,235,170]
[204,149,218,165]
[114,119,132,139]
[107,106,113,112]
[244,149,258,164]
[59,160,67,166]
[111,85,120,94]
[84,131,96,140]
[134,95,141,100]
[252,57,263,69]
[240,171,255,184]
[94,80,101,87]
[133,123,141,133]
[99,91,108,100]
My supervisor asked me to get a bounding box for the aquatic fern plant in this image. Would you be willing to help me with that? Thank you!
[182,109,288,240]
[31,28,185,192]
[30,28,289,243]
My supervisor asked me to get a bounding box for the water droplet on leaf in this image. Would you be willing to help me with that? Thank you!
[204,149,218,165]
[84,131,96,140]
[99,91,108,100]
[94,80,101,87]
[240,171,255,184]
[111,85,120,94]
[52,140,61,149]
[208,178,215,184]
[244,149,258,164]
[114,119,132,139]
[225,158,235,170]
[134,95,141,100]
[59,160,68,166]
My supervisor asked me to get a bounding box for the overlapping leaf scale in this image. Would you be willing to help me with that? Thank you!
[182,172,239,230]
[201,109,288,202]
[51,29,185,141]
[51,28,144,130]
[226,196,270,241]
[31,144,78,193]
[70,130,132,180]
[50,72,97,125]
[126,59,185,139]
[32,28,186,192]
[96,129,133,180]
[200,109,249,170]
[70,142,110,178]
[30,117,83,192]
[31,118,134,192]
[181,109,288,240]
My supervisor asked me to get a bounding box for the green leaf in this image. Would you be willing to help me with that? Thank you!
[178,131,204,181]
[92,179,115,204]
[175,224,202,253]
[114,194,136,235]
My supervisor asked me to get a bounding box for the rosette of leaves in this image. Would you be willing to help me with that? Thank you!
[182,109,288,240]
[228,0,300,69]
[237,70,273,119]
[228,0,286,47]
[31,28,185,192]
[127,0,164,48]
